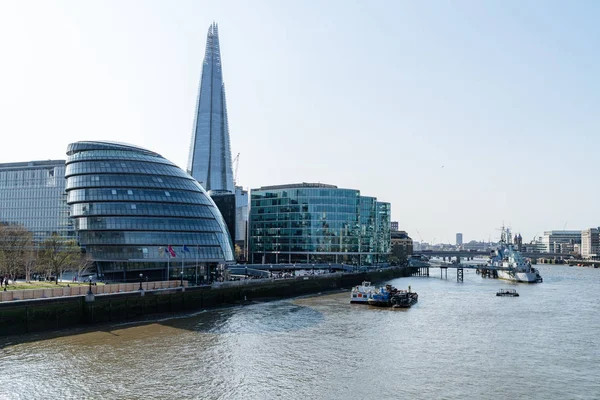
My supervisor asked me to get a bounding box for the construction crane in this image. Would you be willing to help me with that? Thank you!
[415,229,424,243]
[233,153,240,186]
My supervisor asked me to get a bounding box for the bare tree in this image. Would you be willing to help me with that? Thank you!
[38,233,81,284]
[0,223,33,282]
[72,251,94,282]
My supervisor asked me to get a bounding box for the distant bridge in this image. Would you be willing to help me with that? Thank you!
[413,250,573,259]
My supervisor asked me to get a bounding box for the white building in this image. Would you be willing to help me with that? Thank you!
[581,228,599,259]
[541,230,581,253]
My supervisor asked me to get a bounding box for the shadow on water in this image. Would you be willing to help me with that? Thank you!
[0,295,328,350]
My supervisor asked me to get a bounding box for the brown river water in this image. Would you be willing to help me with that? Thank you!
[1,265,599,399]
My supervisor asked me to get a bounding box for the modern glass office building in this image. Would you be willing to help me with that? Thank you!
[248,183,391,265]
[65,141,234,282]
[0,160,73,242]
[187,22,234,194]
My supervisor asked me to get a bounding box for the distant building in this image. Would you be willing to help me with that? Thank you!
[581,228,599,259]
[391,231,413,264]
[248,183,391,265]
[541,230,581,253]
[391,221,399,232]
[234,186,249,258]
[463,240,495,252]
[0,160,73,243]
[456,233,463,246]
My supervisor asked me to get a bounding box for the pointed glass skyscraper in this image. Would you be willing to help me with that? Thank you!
[188,22,234,194]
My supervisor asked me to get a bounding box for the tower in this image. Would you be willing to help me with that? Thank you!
[187,23,236,241]
[187,22,234,193]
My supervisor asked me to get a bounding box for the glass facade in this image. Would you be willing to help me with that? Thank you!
[0,160,73,242]
[248,183,391,265]
[187,22,234,193]
[65,141,234,282]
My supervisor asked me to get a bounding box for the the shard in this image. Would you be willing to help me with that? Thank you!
[187,22,234,194]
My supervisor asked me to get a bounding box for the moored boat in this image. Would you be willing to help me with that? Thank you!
[366,285,418,308]
[350,281,375,304]
[488,227,543,283]
[390,291,418,308]
[366,285,394,307]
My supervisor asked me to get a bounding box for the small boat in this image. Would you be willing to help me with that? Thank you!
[350,281,375,304]
[496,288,519,297]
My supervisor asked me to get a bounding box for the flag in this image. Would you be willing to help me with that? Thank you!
[168,245,176,257]
[183,245,190,253]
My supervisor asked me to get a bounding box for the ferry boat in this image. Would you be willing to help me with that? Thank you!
[350,281,375,304]
[488,227,543,284]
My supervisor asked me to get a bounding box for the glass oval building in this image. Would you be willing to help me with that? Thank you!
[65,141,234,282]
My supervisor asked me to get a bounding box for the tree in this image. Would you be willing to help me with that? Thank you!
[0,223,33,281]
[38,233,82,284]
[72,251,94,281]
[234,244,244,262]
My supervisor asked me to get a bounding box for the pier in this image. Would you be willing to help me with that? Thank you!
[412,263,513,282]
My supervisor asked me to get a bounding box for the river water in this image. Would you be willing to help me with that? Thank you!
[1,265,599,400]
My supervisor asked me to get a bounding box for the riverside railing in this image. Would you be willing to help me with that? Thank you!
[0,280,188,302]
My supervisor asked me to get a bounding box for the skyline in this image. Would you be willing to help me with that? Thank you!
[1,1,599,243]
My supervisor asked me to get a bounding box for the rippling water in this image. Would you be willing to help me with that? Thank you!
[1,265,599,399]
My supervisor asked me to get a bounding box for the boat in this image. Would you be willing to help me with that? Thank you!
[350,281,375,304]
[366,285,418,308]
[488,227,543,283]
[496,288,519,297]
[390,290,418,308]
[366,285,394,307]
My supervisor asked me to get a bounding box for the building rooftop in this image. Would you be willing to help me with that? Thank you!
[253,182,339,191]
[0,160,65,169]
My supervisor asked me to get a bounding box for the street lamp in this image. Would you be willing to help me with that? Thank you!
[139,273,143,290]
[87,279,93,295]
[180,270,184,287]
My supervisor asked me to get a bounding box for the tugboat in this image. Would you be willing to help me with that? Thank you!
[366,285,418,308]
[496,288,519,297]
[366,285,394,307]
[390,287,419,308]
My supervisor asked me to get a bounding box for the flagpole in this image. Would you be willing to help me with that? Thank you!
[167,245,170,281]
[181,247,184,281]
[195,245,199,286]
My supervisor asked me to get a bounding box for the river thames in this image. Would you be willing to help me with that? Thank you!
[1,265,599,399]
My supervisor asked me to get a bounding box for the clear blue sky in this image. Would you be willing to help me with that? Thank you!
[1,0,598,244]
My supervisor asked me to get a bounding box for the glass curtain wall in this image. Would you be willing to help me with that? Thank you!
[249,184,390,265]
[65,141,234,282]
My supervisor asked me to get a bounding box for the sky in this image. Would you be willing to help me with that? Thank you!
[0,0,599,244]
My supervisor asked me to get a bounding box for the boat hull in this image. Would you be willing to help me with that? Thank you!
[350,297,370,304]
[497,271,539,283]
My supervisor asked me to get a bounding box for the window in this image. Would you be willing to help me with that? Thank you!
[131,204,137,209]
[127,190,133,195]
[111,190,117,195]
[165,191,171,197]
